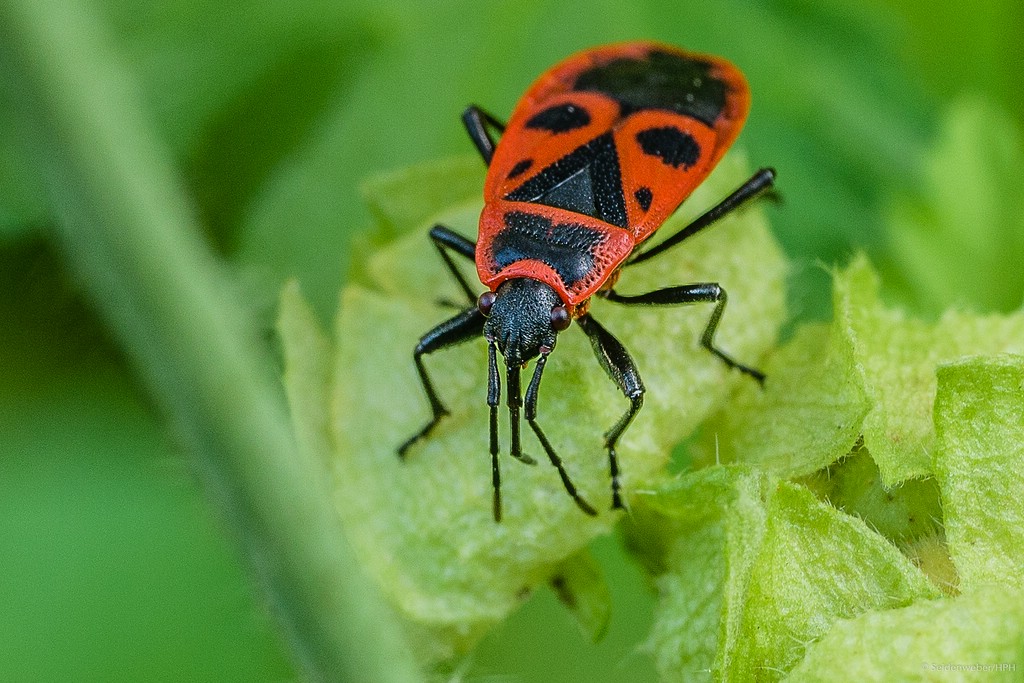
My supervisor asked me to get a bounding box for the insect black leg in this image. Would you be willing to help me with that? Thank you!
[603,284,765,383]
[462,105,507,165]
[486,340,503,521]
[429,224,478,305]
[397,305,486,457]
[576,315,645,510]
[626,167,776,267]
[524,352,598,516]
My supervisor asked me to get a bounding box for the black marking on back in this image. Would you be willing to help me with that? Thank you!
[508,158,533,179]
[634,186,653,212]
[504,133,627,228]
[491,211,606,286]
[636,127,701,169]
[573,49,726,125]
[525,103,591,133]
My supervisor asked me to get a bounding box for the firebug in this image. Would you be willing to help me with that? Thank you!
[398,41,775,521]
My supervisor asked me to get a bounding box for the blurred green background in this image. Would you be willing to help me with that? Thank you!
[0,0,1021,680]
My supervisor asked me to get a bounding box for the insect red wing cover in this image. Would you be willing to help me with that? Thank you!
[476,41,751,306]
[484,92,620,203]
[486,41,750,244]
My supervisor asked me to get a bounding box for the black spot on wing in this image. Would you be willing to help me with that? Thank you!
[491,211,605,286]
[573,49,727,125]
[634,187,653,212]
[508,158,533,179]
[636,127,701,169]
[525,103,591,133]
[504,133,627,228]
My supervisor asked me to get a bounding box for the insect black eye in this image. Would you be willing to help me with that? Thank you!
[478,291,496,317]
[550,305,571,331]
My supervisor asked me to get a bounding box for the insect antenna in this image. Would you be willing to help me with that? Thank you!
[507,363,524,461]
[487,340,501,520]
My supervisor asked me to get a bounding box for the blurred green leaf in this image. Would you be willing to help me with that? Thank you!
[359,155,483,243]
[868,0,1024,126]
[0,352,294,681]
[95,0,371,154]
[0,0,421,679]
[549,549,612,643]
[1,1,377,248]
[278,279,334,468]
[883,99,1024,314]
[0,99,46,236]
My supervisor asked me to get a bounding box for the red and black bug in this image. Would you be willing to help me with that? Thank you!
[398,41,775,521]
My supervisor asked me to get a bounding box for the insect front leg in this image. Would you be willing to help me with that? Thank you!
[523,352,598,516]
[576,314,645,511]
[603,284,765,382]
[461,105,507,165]
[397,305,485,457]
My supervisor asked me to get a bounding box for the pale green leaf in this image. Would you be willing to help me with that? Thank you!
[638,468,938,682]
[688,254,1024,487]
[358,155,484,242]
[799,446,945,567]
[835,255,1024,484]
[933,355,1024,592]
[690,320,868,478]
[785,586,1024,682]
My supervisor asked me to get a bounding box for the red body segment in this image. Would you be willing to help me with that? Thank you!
[475,41,750,308]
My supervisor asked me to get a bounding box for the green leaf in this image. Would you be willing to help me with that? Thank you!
[883,98,1024,314]
[687,250,1024,487]
[689,319,869,478]
[277,279,333,468]
[637,467,939,682]
[876,0,1024,132]
[785,586,1024,681]
[933,355,1024,592]
[0,92,46,235]
[548,549,612,643]
[835,255,1024,484]
[800,446,944,559]
[316,151,786,666]
[358,155,484,243]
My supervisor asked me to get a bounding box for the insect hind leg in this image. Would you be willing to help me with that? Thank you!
[603,284,765,383]
[626,167,776,267]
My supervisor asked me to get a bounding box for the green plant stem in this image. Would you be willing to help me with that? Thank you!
[0,1,421,681]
